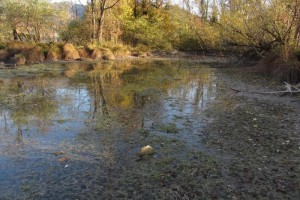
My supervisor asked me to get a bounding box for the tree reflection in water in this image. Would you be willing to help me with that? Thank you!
[0,60,217,146]
[0,60,218,199]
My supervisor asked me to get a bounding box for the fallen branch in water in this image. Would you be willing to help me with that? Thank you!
[232,82,300,95]
[230,87,242,93]
[253,90,300,94]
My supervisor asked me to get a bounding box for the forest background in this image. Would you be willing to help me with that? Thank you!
[0,0,299,82]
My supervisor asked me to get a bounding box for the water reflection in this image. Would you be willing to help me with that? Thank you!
[0,60,219,198]
[0,60,217,151]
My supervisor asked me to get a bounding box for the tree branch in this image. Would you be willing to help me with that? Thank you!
[104,0,120,10]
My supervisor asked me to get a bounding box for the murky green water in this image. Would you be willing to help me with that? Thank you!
[0,60,218,199]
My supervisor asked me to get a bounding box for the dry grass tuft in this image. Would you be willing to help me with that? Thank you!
[23,47,45,64]
[0,50,9,62]
[112,45,131,59]
[6,41,33,50]
[91,49,102,60]
[77,47,90,58]
[101,48,115,60]
[47,45,63,61]
[9,53,26,65]
[63,43,80,60]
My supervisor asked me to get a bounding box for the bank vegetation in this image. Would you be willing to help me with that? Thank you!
[0,0,299,82]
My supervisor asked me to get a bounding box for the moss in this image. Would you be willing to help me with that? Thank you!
[160,123,179,133]
[0,42,6,50]
[138,128,150,137]
[56,119,67,124]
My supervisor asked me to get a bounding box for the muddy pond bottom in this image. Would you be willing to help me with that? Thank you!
[0,60,219,199]
[0,59,299,199]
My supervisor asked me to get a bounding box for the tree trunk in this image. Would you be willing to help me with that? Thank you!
[142,0,148,15]
[134,0,138,18]
[281,43,290,62]
[35,27,41,42]
[295,24,300,48]
[96,11,105,43]
[13,28,18,41]
[95,0,120,43]
[91,0,96,40]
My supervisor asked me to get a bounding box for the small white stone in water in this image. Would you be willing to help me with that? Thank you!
[65,165,69,168]
[139,145,154,156]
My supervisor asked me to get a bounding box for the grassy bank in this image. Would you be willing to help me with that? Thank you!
[0,41,155,65]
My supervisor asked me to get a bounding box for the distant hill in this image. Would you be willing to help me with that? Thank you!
[52,1,85,19]
[72,4,85,18]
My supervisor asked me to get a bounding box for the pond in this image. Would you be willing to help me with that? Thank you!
[0,60,217,199]
[0,59,299,199]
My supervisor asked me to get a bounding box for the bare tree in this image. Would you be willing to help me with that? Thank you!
[90,0,120,43]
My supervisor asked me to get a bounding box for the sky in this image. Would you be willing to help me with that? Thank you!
[49,0,197,13]
[50,0,87,4]
[50,0,182,6]
[49,0,198,14]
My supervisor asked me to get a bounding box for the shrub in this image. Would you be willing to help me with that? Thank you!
[47,44,63,61]
[259,52,300,83]
[271,60,300,84]
[60,19,91,45]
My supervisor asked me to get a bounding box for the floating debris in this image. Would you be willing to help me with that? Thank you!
[58,157,69,162]
[53,151,64,156]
